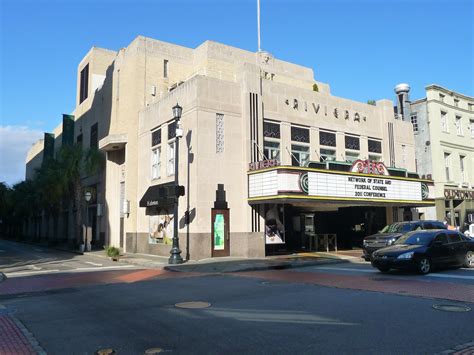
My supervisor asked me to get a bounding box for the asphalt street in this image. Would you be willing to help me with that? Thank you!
[1,240,473,354]
[0,239,137,278]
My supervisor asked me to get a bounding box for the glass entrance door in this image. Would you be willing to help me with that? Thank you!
[211,209,230,257]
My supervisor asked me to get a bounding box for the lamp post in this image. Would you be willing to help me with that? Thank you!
[169,103,184,264]
[84,190,92,252]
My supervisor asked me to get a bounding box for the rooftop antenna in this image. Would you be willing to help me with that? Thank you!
[257,0,261,52]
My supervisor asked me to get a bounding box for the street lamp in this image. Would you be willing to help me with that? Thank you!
[169,103,184,264]
[84,190,92,252]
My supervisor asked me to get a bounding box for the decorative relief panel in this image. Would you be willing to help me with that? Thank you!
[216,114,224,153]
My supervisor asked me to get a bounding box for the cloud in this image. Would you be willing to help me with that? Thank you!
[0,125,43,186]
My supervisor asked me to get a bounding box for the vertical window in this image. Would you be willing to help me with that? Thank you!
[216,113,224,153]
[345,135,360,163]
[151,147,161,180]
[167,142,175,176]
[164,59,168,78]
[368,139,382,162]
[441,111,448,132]
[263,120,281,161]
[410,114,418,133]
[79,64,89,104]
[454,98,459,107]
[439,93,445,103]
[444,153,451,181]
[455,116,463,135]
[468,103,474,111]
[345,152,359,163]
[460,155,467,183]
[90,123,98,149]
[470,119,474,138]
[76,134,83,148]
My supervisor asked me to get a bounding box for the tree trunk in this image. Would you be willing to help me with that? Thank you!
[73,182,83,247]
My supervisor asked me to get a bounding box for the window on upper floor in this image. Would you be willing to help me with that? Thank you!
[90,123,98,149]
[444,153,451,181]
[264,141,280,161]
[439,93,445,103]
[468,103,474,111]
[454,98,460,107]
[319,131,336,147]
[79,64,89,104]
[455,116,463,135]
[368,139,382,154]
[410,114,419,133]
[291,126,310,143]
[151,147,161,180]
[460,155,467,183]
[76,134,83,148]
[320,148,336,162]
[470,119,474,138]
[441,111,448,132]
[263,120,281,161]
[291,144,310,167]
[167,141,175,176]
[216,113,224,153]
[345,151,359,163]
[345,135,360,151]
[164,59,168,79]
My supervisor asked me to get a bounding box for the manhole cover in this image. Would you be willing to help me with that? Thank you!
[175,301,211,309]
[145,348,164,354]
[432,304,471,312]
[95,349,116,355]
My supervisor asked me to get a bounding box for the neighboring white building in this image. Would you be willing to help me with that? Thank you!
[410,85,474,230]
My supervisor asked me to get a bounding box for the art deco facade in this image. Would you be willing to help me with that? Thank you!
[25,36,435,259]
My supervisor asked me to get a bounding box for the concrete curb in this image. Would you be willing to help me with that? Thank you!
[0,272,6,283]
[164,257,349,273]
[11,315,47,355]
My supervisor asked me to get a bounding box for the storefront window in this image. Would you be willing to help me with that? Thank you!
[320,148,336,162]
[264,140,280,160]
[291,144,310,166]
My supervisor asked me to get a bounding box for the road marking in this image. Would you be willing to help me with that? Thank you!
[73,265,135,271]
[5,270,60,277]
[28,265,42,270]
[314,266,474,280]
[426,274,474,280]
[84,261,103,267]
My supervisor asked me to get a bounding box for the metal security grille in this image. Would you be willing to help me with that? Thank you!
[152,129,161,147]
[345,135,360,150]
[291,126,310,143]
[319,131,336,146]
[368,139,382,153]
[263,121,280,138]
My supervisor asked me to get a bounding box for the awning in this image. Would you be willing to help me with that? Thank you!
[139,182,176,208]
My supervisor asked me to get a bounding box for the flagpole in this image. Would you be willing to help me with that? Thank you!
[257,0,261,52]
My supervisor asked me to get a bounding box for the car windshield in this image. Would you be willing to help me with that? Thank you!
[394,232,433,246]
[380,223,414,233]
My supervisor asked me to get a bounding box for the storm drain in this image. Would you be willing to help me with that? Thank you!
[174,301,211,309]
[432,304,471,313]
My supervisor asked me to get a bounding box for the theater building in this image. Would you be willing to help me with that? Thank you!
[25,36,435,259]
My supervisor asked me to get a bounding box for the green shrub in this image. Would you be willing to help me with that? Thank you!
[105,245,120,258]
[312,83,319,92]
[367,100,376,106]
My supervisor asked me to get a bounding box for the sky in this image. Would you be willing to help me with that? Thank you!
[0,0,473,186]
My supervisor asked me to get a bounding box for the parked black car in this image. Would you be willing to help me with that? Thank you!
[371,230,474,274]
[362,220,446,261]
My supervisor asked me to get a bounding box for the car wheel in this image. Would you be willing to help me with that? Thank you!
[377,266,390,273]
[418,257,431,274]
[463,251,474,268]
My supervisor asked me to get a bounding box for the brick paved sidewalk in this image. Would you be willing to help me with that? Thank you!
[0,306,45,355]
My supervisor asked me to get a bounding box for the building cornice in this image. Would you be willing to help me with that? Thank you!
[439,140,474,152]
[425,84,474,102]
